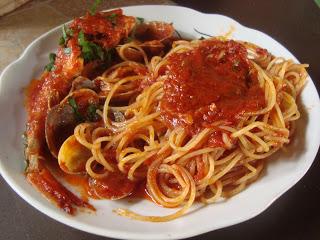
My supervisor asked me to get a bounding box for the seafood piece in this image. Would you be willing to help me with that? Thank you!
[58,135,91,174]
[135,21,175,42]
[70,76,97,92]
[45,88,100,158]
[45,104,76,158]
[26,156,93,214]
[119,21,175,61]
[25,9,136,214]
[89,172,136,200]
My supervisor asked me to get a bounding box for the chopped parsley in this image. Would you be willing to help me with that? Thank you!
[78,30,113,64]
[126,16,145,42]
[78,30,103,62]
[87,104,99,122]
[63,47,71,55]
[107,13,118,26]
[68,97,83,122]
[44,53,56,72]
[59,24,73,46]
[89,0,103,15]
[68,98,100,122]
[59,36,65,45]
[136,17,144,24]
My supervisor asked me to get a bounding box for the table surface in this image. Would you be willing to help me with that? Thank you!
[1,0,320,239]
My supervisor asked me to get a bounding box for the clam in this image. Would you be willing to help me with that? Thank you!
[45,104,77,158]
[140,40,165,57]
[58,135,91,174]
[89,172,136,200]
[45,88,100,158]
[135,21,175,42]
[118,21,176,61]
[70,76,97,92]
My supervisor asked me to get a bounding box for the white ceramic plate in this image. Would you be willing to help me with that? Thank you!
[0,5,319,240]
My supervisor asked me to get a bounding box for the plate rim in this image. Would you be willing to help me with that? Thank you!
[0,5,320,240]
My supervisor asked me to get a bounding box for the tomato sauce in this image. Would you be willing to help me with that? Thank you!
[71,9,135,49]
[160,39,265,146]
[27,161,94,214]
[24,9,137,213]
[25,40,83,155]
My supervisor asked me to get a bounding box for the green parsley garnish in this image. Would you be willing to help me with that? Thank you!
[78,30,113,63]
[127,17,145,42]
[59,36,65,45]
[87,104,99,122]
[89,0,103,15]
[78,30,103,62]
[64,47,71,55]
[59,25,73,46]
[136,17,144,24]
[107,13,118,26]
[68,98,100,122]
[44,53,56,72]
[68,97,83,122]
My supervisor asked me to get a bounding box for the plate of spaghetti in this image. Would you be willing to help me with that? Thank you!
[0,4,319,240]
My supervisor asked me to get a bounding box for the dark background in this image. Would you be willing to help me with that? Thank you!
[1,0,320,239]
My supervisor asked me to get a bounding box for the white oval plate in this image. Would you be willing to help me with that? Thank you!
[0,5,319,240]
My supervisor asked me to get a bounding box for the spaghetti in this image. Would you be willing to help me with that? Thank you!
[24,9,308,221]
[64,38,307,221]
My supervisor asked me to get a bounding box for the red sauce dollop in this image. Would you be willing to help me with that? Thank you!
[160,39,265,145]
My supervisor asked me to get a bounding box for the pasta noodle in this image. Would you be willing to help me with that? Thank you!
[67,38,307,221]
[23,8,307,219]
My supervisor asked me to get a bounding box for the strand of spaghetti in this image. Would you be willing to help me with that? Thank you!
[102,61,146,77]
[118,151,146,173]
[201,180,223,203]
[153,164,190,204]
[176,147,221,165]
[91,142,115,172]
[196,153,216,189]
[222,183,246,198]
[85,156,109,179]
[209,153,243,185]
[240,131,270,152]
[168,128,211,152]
[74,123,94,149]
[245,62,276,115]
[233,162,263,185]
[282,92,300,121]
[240,143,280,159]
[143,159,186,206]
[118,42,149,67]
[231,121,288,138]
[274,102,286,128]
[214,150,239,166]
[127,151,158,181]
[103,76,141,129]
[115,165,196,222]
